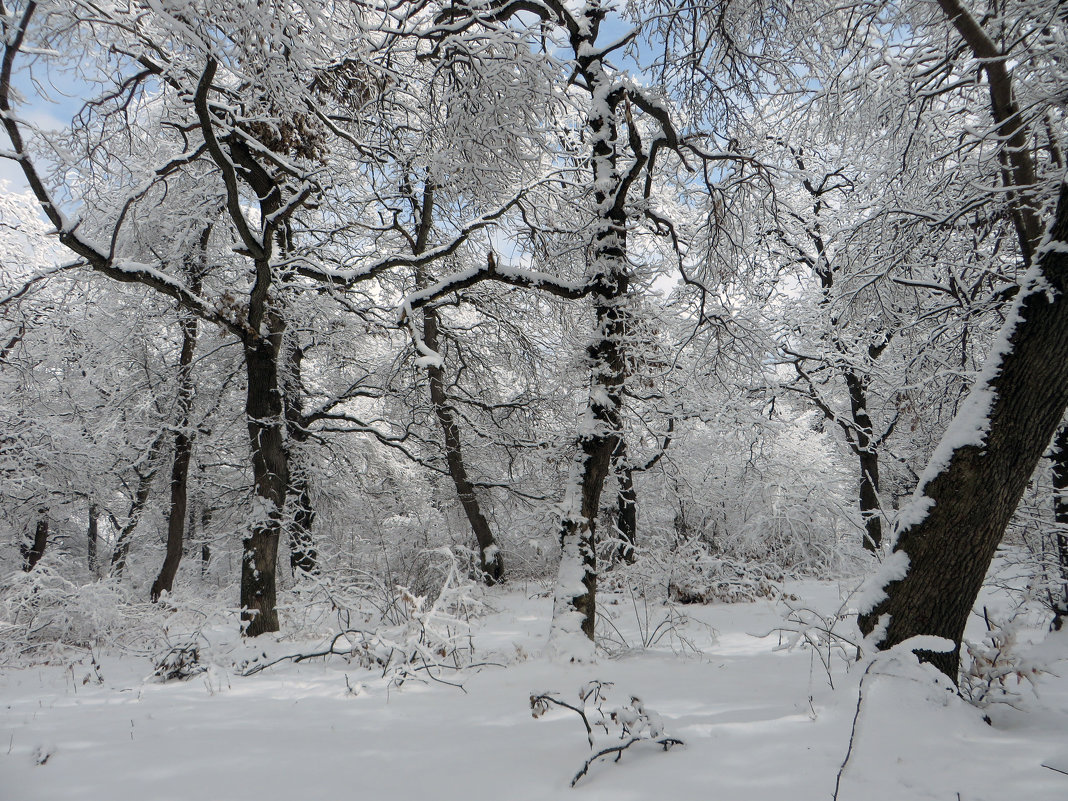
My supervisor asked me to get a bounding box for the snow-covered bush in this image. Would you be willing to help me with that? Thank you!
[960,609,1047,709]
[0,560,138,662]
[666,550,785,604]
[630,413,861,595]
[773,594,864,688]
[595,583,710,656]
[245,548,487,687]
[152,640,207,682]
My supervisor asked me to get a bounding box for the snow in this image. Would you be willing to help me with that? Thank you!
[854,548,910,616]
[3,580,1067,801]
[907,262,1041,511]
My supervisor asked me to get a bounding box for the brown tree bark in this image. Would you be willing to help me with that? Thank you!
[858,180,1068,679]
[857,0,1068,681]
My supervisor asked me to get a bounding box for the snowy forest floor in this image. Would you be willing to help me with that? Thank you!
[3,574,1068,801]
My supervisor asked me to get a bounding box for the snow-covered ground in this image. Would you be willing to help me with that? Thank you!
[2,579,1067,801]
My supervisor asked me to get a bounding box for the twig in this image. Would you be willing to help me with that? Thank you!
[242,629,372,675]
[833,661,876,801]
[531,692,595,747]
[571,736,683,787]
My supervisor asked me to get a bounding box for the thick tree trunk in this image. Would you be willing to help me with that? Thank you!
[845,371,883,551]
[548,16,631,651]
[21,512,48,571]
[151,307,199,602]
[1049,423,1068,629]
[552,276,628,645]
[858,181,1068,679]
[282,342,318,576]
[857,449,881,551]
[87,503,98,573]
[240,319,288,637]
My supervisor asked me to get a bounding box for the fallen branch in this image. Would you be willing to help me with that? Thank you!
[570,735,684,787]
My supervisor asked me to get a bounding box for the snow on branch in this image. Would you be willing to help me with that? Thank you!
[399,250,592,322]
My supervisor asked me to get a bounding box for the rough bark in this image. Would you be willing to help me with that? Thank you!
[240,315,288,636]
[858,180,1068,679]
[1049,423,1068,629]
[217,108,298,635]
[21,512,48,571]
[557,273,628,643]
[549,5,633,647]
[151,304,200,602]
[845,370,883,551]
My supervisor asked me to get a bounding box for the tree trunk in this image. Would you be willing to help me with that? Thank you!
[552,278,627,645]
[858,180,1068,680]
[1049,423,1068,629]
[422,302,504,584]
[410,182,504,584]
[614,442,637,563]
[240,319,288,637]
[283,341,318,576]
[845,371,883,551]
[87,503,98,573]
[111,431,167,577]
[200,505,212,576]
[21,512,48,571]
[548,18,631,651]
[151,307,199,602]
